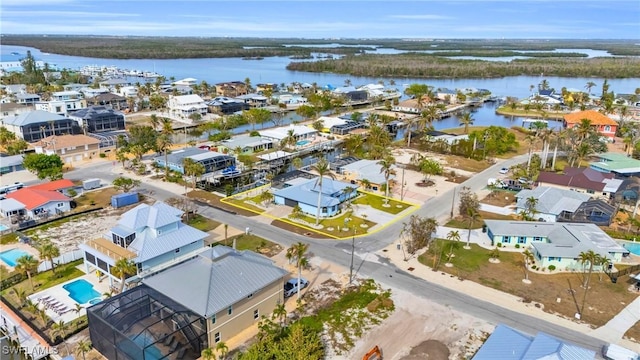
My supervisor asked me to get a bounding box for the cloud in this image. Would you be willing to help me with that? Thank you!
[388,14,453,20]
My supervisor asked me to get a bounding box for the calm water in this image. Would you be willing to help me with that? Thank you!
[2,45,639,100]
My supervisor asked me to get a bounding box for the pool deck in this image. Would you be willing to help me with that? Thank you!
[0,242,40,271]
[27,273,110,324]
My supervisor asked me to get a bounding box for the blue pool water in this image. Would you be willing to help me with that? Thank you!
[296,139,311,146]
[63,279,101,304]
[121,333,164,360]
[0,248,30,267]
[622,242,640,256]
[0,224,9,231]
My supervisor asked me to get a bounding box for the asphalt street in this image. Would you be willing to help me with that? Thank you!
[65,153,608,352]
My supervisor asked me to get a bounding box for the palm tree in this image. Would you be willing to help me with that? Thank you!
[522,249,534,282]
[111,258,137,294]
[183,158,205,190]
[215,341,229,360]
[15,255,39,290]
[12,287,27,308]
[585,81,596,96]
[224,224,229,246]
[578,250,601,316]
[272,303,287,327]
[551,129,566,170]
[310,157,335,225]
[75,339,92,360]
[38,242,60,274]
[156,134,173,180]
[525,134,537,174]
[201,347,215,360]
[523,196,539,220]
[360,178,371,190]
[291,157,303,170]
[148,114,160,130]
[377,156,395,201]
[52,320,71,354]
[464,208,480,249]
[459,112,474,134]
[445,230,461,263]
[286,242,310,301]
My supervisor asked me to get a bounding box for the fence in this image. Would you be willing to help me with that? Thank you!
[37,249,84,272]
[606,263,640,283]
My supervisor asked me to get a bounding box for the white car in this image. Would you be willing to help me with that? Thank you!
[499,167,509,174]
[284,277,308,298]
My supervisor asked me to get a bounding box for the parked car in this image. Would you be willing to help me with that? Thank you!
[284,277,309,298]
[499,167,509,174]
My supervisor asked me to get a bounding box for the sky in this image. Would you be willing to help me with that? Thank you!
[1,0,639,39]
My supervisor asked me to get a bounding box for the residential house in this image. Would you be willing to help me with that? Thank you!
[99,78,132,91]
[79,87,110,98]
[0,154,24,175]
[563,110,617,138]
[87,246,287,360]
[473,324,595,360]
[168,94,208,120]
[273,176,357,217]
[206,97,250,115]
[259,125,317,143]
[35,98,87,116]
[435,88,458,104]
[80,201,210,287]
[235,93,269,108]
[590,152,640,176]
[0,198,26,219]
[154,147,235,175]
[484,220,629,270]
[215,81,248,97]
[332,86,368,103]
[162,85,194,96]
[51,91,83,101]
[15,93,41,105]
[424,130,469,145]
[536,167,623,199]
[256,83,278,93]
[172,77,198,87]
[69,106,126,134]
[3,84,27,95]
[0,103,33,121]
[32,134,101,163]
[1,110,81,142]
[392,97,432,114]
[116,86,138,98]
[86,93,128,111]
[5,186,72,219]
[338,159,396,191]
[218,135,274,154]
[273,93,308,110]
[559,199,617,226]
[515,186,591,222]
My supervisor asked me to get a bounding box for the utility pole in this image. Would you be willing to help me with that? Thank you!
[349,227,356,285]
[450,186,456,219]
[400,168,406,201]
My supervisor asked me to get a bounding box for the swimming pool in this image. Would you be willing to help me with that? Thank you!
[296,139,311,146]
[119,333,164,360]
[621,241,640,256]
[63,279,101,304]
[0,224,9,231]
[0,248,30,267]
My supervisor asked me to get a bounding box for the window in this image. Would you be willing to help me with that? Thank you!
[214,332,221,343]
[533,237,542,242]
[587,189,594,194]
[57,202,64,207]
[502,236,511,243]
[211,314,216,324]
[604,125,611,132]
[518,236,526,244]
[175,248,180,254]
[253,309,259,320]
[227,306,233,315]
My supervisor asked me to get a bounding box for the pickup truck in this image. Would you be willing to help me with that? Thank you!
[602,343,639,360]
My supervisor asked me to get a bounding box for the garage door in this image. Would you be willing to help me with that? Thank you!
[74,155,82,162]
[65,156,72,163]
[284,198,298,207]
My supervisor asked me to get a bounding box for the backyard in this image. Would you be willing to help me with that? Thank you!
[418,241,639,328]
[445,211,514,229]
[186,190,259,217]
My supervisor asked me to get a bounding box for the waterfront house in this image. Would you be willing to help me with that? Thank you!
[154,147,235,175]
[392,97,433,114]
[99,78,132,90]
[35,98,87,116]
[172,77,198,87]
[215,81,248,97]
[536,167,623,199]
[589,152,640,176]
[218,135,274,154]
[5,186,72,220]
[235,93,269,108]
[168,94,208,120]
[256,83,278,93]
[87,246,287,360]
[85,93,128,111]
[206,96,250,115]
[32,134,101,163]
[15,93,41,105]
[80,201,209,287]
[259,124,317,143]
[338,159,396,191]
[484,220,628,270]
[3,84,27,95]
[52,91,83,101]
[424,130,469,145]
[273,93,308,110]
[563,110,617,138]
[473,324,595,360]
[1,110,81,142]
[273,176,357,217]
[515,186,591,222]
[69,106,126,134]
[435,88,458,104]
[117,86,138,98]
[80,87,110,98]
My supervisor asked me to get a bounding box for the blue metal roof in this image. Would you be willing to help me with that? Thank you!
[273,177,351,207]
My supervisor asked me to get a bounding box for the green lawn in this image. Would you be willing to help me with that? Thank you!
[215,234,282,256]
[292,212,376,236]
[186,214,221,232]
[1,233,18,245]
[444,211,514,229]
[352,193,411,214]
[224,198,265,213]
[419,240,493,273]
[2,259,85,296]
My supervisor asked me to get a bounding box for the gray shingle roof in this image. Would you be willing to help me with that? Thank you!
[2,110,67,126]
[142,246,287,318]
[516,187,590,215]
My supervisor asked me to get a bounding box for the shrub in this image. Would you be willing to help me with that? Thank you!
[531,265,537,270]
[515,244,520,249]
[541,267,546,272]
[67,189,77,197]
[548,265,556,271]
[249,130,260,137]
[99,153,107,158]
[496,243,502,248]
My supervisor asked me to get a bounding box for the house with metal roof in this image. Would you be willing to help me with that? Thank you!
[473,324,595,360]
[87,246,287,360]
[484,220,629,270]
[515,186,591,223]
[167,94,208,119]
[536,167,623,200]
[15,93,41,105]
[80,201,209,289]
[259,124,317,142]
[590,152,640,176]
[153,147,235,175]
[85,93,128,111]
[338,159,396,191]
[217,135,274,154]
[1,110,81,142]
[273,176,356,217]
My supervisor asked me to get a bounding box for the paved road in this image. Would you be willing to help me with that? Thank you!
[65,154,609,352]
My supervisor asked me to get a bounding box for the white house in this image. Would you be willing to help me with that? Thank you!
[515,186,591,223]
[5,187,72,219]
[168,94,208,120]
[35,99,87,116]
[51,91,83,101]
[172,78,198,87]
[259,124,317,142]
[117,86,138,98]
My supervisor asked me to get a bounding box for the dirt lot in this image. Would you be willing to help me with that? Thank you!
[482,190,518,207]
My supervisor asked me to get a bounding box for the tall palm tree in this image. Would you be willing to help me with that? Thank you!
[216,341,229,360]
[38,242,60,274]
[156,134,173,180]
[148,114,160,130]
[310,157,335,225]
[585,81,596,96]
[551,129,566,170]
[525,134,537,174]
[445,230,461,263]
[12,287,27,308]
[377,156,395,201]
[459,112,474,134]
[464,208,480,249]
[280,129,297,151]
[183,158,205,190]
[578,250,601,316]
[75,339,92,360]
[575,118,593,143]
[111,258,137,294]
[523,196,539,220]
[522,249,534,282]
[286,242,310,301]
[52,320,71,355]
[15,255,39,290]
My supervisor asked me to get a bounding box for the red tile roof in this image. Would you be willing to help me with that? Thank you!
[564,110,618,126]
[6,188,71,210]
[29,179,75,192]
